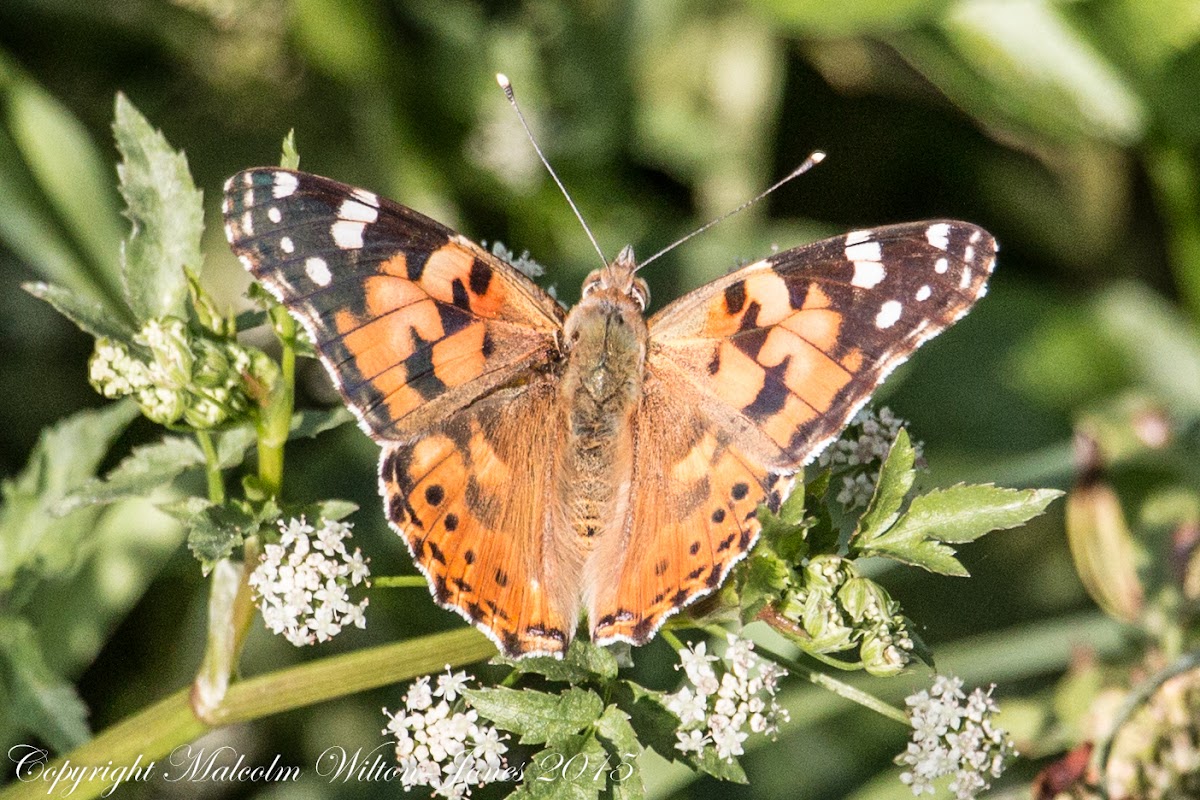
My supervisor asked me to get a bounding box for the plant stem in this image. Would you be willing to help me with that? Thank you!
[752,643,909,726]
[195,429,224,504]
[0,628,495,800]
[1147,146,1200,324]
[375,575,435,589]
[257,306,296,499]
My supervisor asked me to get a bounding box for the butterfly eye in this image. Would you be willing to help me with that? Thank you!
[630,279,650,311]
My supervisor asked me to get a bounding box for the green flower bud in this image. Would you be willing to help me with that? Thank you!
[801,592,854,653]
[136,385,187,425]
[859,626,912,677]
[136,317,193,388]
[89,338,151,398]
[838,577,895,624]
[191,338,233,389]
[804,554,855,593]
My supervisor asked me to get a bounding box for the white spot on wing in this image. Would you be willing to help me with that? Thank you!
[338,198,379,223]
[875,300,902,329]
[845,240,882,262]
[851,260,886,289]
[280,236,294,254]
[272,172,299,199]
[935,257,949,274]
[960,266,972,289]
[845,229,873,246]
[963,244,975,262]
[237,255,255,271]
[331,220,366,249]
[969,229,982,244]
[223,176,235,192]
[240,211,254,235]
[351,188,380,207]
[305,257,332,287]
[267,207,282,224]
[223,222,234,243]
[925,222,950,251]
[916,285,932,301]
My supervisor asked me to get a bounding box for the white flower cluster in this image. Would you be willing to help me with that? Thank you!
[897,675,1015,799]
[668,635,789,762]
[383,668,510,799]
[249,517,370,646]
[817,407,925,508]
[88,317,256,428]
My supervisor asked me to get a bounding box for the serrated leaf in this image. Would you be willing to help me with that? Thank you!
[466,686,604,746]
[23,282,135,341]
[289,406,356,440]
[595,706,644,800]
[500,638,620,683]
[739,552,790,619]
[865,535,968,576]
[688,745,748,783]
[164,498,258,571]
[777,474,807,525]
[852,429,916,547]
[0,402,139,593]
[55,435,204,515]
[894,484,1063,544]
[0,617,91,752]
[515,732,608,800]
[112,93,203,321]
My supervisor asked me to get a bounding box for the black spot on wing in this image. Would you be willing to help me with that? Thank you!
[724,281,746,314]
[469,258,493,295]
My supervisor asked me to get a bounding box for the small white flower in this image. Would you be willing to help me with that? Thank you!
[896,675,1015,799]
[671,635,789,762]
[384,670,509,798]
[435,666,471,702]
[675,729,710,754]
[250,516,370,646]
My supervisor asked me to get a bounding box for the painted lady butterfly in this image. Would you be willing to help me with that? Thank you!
[223,168,995,658]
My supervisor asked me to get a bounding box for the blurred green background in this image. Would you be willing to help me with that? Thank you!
[2,0,1199,798]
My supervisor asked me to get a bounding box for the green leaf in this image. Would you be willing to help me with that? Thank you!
[289,406,356,440]
[315,499,359,522]
[502,638,620,683]
[515,732,608,800]
[895,484,1063,544]
[163,498,258,571]
[22,281,136,342]
[0,402,139,593]
[466,686,604,746]
[595,706,645,800]
[55,435,205,515]
[777,474,808,525]
[751,0,953,35]
[112,93,203,321]
[0,58,126,310]
[0,617,91,752]
[852,429,916,547]
[864,535,968,577]
[739,551,790,619]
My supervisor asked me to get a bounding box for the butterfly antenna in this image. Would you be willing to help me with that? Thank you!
[639,150,827,270]
[496,73,608,268]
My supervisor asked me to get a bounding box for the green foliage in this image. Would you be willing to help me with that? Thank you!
[112,93,204,323]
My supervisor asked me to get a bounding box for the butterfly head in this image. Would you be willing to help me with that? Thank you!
[580,245,650,312]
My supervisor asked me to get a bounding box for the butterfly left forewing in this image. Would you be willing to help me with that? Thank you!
[223,168,564,441]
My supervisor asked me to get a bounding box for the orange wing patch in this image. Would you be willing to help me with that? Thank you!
[589,371,782,646]
[380,378,576,658]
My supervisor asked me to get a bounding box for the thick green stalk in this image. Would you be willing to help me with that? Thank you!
[0,628,495,800]
[194,429,224,504]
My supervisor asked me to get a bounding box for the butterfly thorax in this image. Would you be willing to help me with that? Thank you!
[556,250,648,549]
